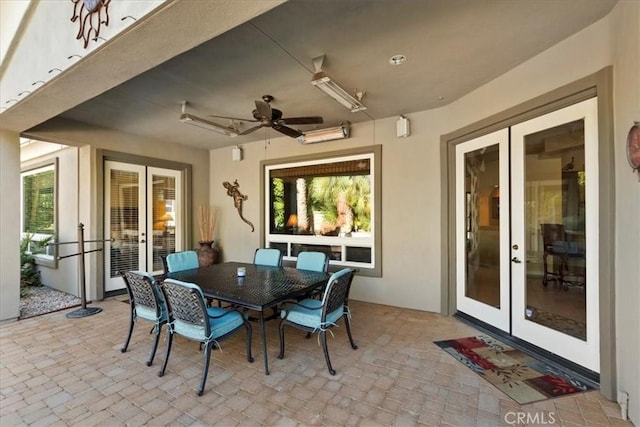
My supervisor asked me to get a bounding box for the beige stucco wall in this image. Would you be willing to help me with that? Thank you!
[25,120,211,301]
[0,0,164,107]
[611,1,640,421]
[210,112,447,312]
[209,2,639,419]
[1,0,637,421]
[0,131,21,321]
[21,146,80,297]
[209,5,618,312]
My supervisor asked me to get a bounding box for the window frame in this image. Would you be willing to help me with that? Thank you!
[21,158,58,268]
[260,145,382,277]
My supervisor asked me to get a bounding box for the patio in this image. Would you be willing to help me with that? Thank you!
[0,298,628,426]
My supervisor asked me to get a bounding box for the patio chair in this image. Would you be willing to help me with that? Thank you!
[296,251,330,303]
[541,223,565,286]
[296,251,329,273]
[253,248,282,266]
[278,268,357,375]
[120,270,168,367]
[165,250,199,272]
[159,278,254,396]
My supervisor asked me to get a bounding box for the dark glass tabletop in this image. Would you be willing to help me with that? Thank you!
[166,262,329,312]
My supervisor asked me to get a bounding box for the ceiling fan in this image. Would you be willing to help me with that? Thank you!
[209,95,323,138]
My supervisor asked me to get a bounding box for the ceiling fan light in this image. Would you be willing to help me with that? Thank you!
[297,122,350,144]
[179,112,238,137]
[310,71,366,113]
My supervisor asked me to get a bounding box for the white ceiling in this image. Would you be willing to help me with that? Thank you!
[24,0,617,150]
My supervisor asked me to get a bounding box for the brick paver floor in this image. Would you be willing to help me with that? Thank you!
[0,298,630,426]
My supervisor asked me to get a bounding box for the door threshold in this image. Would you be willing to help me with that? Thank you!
[454,312,600,386]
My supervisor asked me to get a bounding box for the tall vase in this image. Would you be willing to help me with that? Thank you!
[197,241,219,267]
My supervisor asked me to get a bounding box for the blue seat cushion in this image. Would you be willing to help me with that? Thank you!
[135,303,167,323]
[206,307,245,339]
[254,248,281,266]
[173,307,244,342]
[281,299,344,330]
[131,270,168,323]
[166,251,199,272]
[296,252,327,272]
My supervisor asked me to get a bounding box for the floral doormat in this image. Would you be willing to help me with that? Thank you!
[434,335,596,404]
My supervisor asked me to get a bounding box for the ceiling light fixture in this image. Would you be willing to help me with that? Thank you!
[179,101,238,137]
[297,122,350,144]
[310,55,366,113]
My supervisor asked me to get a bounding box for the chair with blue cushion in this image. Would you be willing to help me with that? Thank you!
[159,278,254,396]
[296,251,329,273]
[253,248,282,267]
[278,268,357,375]
[165,250,199,273]
[296,251,330,303]
[120,271,168,367]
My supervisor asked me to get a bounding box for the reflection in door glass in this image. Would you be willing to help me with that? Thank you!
[109,170,139,278]
[524,119,587,340]
[464,144,500,308]
[152,175,176,272]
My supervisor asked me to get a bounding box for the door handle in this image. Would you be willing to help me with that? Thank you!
[140,239,146,243]
[511,257,522,263]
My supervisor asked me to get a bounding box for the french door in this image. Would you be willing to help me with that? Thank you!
[456,98,599,372]
[104,161,183,292]
[456,129,511,332]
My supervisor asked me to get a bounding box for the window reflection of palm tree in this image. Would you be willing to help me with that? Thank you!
[311,176,370,235]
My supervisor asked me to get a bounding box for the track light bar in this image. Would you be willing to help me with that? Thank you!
[311,70,366,113]
[179,113,238,136]
[297,122,350,144]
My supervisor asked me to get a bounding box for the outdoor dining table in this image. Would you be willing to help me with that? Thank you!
[165,261,329,375]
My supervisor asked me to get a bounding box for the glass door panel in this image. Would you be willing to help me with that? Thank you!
[511,98,599,372]
[148,168,182,274]
[105,163,184,291]
[104,161,146,292]
[456,129,510,332]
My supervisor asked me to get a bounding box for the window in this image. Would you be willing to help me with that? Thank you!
[262,146,381,276]
[21,159,58,267]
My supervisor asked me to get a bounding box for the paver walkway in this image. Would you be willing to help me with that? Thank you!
[0,298,630,426]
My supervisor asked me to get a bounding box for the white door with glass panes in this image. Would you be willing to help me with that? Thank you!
[456,98,599,372]
[456,129,511,333]
[104,161,183,292]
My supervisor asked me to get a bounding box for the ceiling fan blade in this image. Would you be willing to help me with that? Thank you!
[208,114,257,122]
[254,100,272,121]
[281,116,324,125]
[237,124,264,136]
[273,124,302,138]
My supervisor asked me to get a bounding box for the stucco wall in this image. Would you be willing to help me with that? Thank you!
[0,0,164,107]
[0,132,21,321]
[210,113,447,313]
[208,3,639,419]
[25,120,211,300]
[611,1,640,422]
[209,7,618,313]
[21,146,80,297]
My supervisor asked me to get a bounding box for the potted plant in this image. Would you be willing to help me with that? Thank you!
[197,205,219,266]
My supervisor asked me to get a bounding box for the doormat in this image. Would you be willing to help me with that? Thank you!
[434,335,596,404]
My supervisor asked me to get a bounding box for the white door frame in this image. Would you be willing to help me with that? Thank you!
[511,97,599,372]
[105,162,185,291]
[104,161,146,292]
[455,129,511,332]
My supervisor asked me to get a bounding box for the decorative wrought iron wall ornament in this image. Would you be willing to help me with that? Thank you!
[223,180,255,232]
[71,0,111,48]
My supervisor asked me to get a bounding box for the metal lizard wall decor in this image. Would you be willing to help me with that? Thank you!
[223,180,255,232]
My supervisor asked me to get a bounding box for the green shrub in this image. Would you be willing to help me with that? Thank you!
[20,234,53,294]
